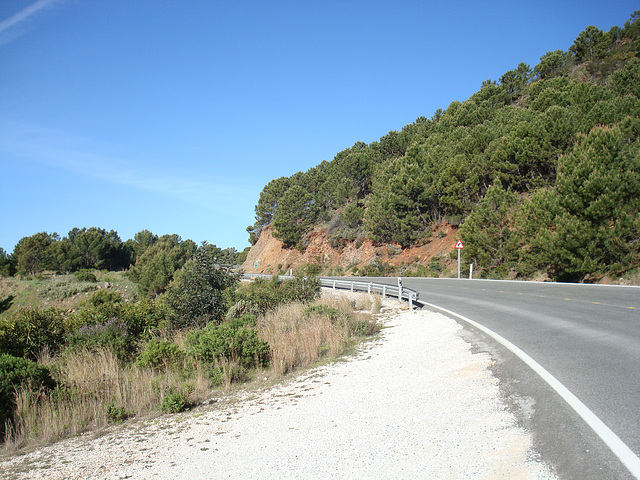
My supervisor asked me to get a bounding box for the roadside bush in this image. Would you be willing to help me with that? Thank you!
[187,323,269,370]
[68,301,124,332]
[305,303,379,337]
[0,308,66,359]
[68,318,136,360]
[164,244,239,330]
[225,300,261,321]
[160,387,189,413]
[136,339,184,371]
[224,314,258,330]
[69,298,170,339]
[0,353,56,439]
[232,275,320,315]
[359,259,395,277]
[105,402,129,423]
[303,263,322,276]
[120,300,172,337]
[304,304,340,322]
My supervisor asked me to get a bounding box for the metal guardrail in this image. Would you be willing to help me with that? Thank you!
[242,273,419,309]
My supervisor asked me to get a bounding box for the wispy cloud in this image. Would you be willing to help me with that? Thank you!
[0,118,253,212]
[0,0,61,44]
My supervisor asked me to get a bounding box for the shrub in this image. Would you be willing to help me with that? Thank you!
[136,339,184,371]
[359,259,395,277]
[120,300,172,337]
[224,314,258,329]
[187,323,269,370]
[164,244,239,329]
[225,300,261,321]
[87,289,123,306]
[303,263,322,276]
[105,402,129,423]
[68,318,136,360]
[69,298,171,339]
[74,270,97,283]
[0,308,67,359]
[232,275,320,315]
[304,305,340,322]
[68,301,124,332]
[36,277,98,301]
[161,388,187,413]
[0,353,56,439]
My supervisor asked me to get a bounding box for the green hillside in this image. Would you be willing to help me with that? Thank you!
[247,12,640,282]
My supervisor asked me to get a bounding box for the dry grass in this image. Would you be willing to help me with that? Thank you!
[2,348,213,452]
[1,294,380,453]
[353,293,383,313]
[257,297,380,376]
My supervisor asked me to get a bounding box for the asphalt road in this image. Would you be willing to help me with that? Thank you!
[340,276,640,479]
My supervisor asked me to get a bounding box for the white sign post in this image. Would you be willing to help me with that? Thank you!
[454,239,465,279]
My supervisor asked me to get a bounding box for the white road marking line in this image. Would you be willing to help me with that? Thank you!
[424,301,640,480]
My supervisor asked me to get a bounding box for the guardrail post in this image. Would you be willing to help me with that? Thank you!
[350,282,354,292]
[382,285,386,297]
[333,280,336,289]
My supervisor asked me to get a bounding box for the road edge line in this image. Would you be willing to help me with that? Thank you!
[423,301,640,479]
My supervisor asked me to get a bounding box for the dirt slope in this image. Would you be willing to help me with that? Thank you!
[242,224,459,275]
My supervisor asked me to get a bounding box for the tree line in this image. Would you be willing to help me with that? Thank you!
[247,12,640,282]
[0,228,244,293]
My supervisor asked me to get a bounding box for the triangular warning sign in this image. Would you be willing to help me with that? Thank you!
[455,239,464,249]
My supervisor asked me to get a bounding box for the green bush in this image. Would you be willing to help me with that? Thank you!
[232,275,320,315]
[304,305,340,322]
[359,259,395,277]
[161,388,188,413]
[136,339,184,370]
[68,318,136,360]
[164,244,239,329]
[120,300,172,337]
[303,263,322,276]
[70,298,171,340]
[105,402,129,423]
[187,323,269,370]
[349,318,381,337]
[225,300,261,321]
[0,353,56,438]
[0,308,67,359]
[87,289,123,306]
[74,270,97,283]
[224,314,258,330]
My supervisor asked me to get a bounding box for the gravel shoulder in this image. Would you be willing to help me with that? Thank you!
[1,293,558,479]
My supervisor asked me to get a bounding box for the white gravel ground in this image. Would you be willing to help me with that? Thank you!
[2,297,558,479]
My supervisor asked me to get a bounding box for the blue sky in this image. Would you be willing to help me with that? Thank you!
[1,1,637,253]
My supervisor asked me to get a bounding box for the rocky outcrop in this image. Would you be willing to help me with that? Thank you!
[241,224,459,275]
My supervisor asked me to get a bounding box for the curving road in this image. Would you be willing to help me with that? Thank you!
[338,276,640,479]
